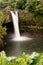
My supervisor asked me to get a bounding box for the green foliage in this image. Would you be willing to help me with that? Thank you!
[0,21,6,41]
[0,11,4,22]
[33,15,43,26]
[25,0,43,15]
[0,0,27,9]
[14,0,27,9]
[0,11,7,41]
[0,0,16,8]
[0,51,43,65]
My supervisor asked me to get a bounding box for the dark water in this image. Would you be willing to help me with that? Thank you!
[4,37,43,56]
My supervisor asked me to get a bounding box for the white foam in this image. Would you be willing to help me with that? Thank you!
[12,36,32,41]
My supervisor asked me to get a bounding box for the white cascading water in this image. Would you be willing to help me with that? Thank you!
[10,11,20,38]
[10,11,32,41]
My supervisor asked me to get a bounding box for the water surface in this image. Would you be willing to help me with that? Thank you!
[4,38,43,56]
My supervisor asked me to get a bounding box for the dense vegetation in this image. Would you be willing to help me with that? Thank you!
[0,51,43,65]
[25,0,43,15]
[0,11,6,42]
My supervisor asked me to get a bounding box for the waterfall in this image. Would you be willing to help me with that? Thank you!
[10,11,20,37]
[10,11,32,41]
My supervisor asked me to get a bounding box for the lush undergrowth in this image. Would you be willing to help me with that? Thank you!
[0,11,6,42]
[0,51,43,65]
